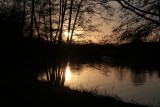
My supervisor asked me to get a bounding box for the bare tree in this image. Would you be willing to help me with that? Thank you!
[49,0,53,44]
[106,0,160,42]
[7,0,114,44]
[30,0,35,38]
[67,0,73,44]
[116,0,160,25]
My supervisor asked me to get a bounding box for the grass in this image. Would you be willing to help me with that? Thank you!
[0,78,151,107]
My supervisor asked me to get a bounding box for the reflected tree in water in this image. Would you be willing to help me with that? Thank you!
[130,68,147,86]
[114,66,130,81]
[38,59,68,87]
[46,61,67,86]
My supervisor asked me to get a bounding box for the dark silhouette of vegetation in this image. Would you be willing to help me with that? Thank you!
[38,56,68,87]
[1,80,150,107]
[115,0,160,25]
[68,42,160,68]
[114,0,160,42]
[99,0,160,42]
[0,0,159,107]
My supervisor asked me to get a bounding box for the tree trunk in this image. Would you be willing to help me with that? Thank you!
[49,0,53,44]
[34,11,40,38]
[58,0,67,45]
[67,0,73,44]
[43,16,48,42]
[69,0,83,44]
[40,3,48,42]
[22,0,26,35]
[30,0,35,38]
[54,1,61,44]
[158,0,160,20]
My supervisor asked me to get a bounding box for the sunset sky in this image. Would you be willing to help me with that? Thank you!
[80,1,120,43]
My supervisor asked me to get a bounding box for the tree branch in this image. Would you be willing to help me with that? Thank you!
[116,0,160,25]
[121,0,159,16]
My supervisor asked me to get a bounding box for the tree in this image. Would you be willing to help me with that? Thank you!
[3,0,114,44]
[30,0,35,38]
[112,0,160,42]
[32,0,114,45]
[0,0,28,37]
[49,0,53,44]
[116,0,160,25]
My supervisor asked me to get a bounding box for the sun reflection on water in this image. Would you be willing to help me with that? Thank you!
[65,66,71,81]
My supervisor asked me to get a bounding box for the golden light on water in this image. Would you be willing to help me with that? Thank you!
[65,66,71,81]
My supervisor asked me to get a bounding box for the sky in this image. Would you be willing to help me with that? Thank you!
[6,0,121,44]
[81,1,120,44]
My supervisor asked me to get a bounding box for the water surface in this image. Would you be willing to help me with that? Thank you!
[38,63,160,107]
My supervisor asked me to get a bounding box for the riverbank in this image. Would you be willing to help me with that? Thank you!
[1,78,150,107]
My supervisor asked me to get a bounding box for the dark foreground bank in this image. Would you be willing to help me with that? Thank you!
[0,78,150,107]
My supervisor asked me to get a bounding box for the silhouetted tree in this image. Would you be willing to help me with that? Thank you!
[28,0,113,45]
[1,0,114,44]
[30,0,35,38]
[67,0,73,44]
[116,0,160,25]
[49,0,53,44]
[113,0,160,42]
[69,0,83,44]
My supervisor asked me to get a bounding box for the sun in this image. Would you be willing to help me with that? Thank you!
[63,30,82,41]
[64,31,71,38]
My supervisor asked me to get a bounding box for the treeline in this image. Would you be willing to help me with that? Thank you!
[68,42,160,69]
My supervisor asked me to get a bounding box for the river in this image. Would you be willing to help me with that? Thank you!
[38,62,160,107]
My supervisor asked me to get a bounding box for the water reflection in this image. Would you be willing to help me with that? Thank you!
[65,64,160,106]
[65,66,71,81]
[131,69,146,86]
[38,63,160,87]
[113,67,129,81]
[38,61,68,86]
[37,62,160,106]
